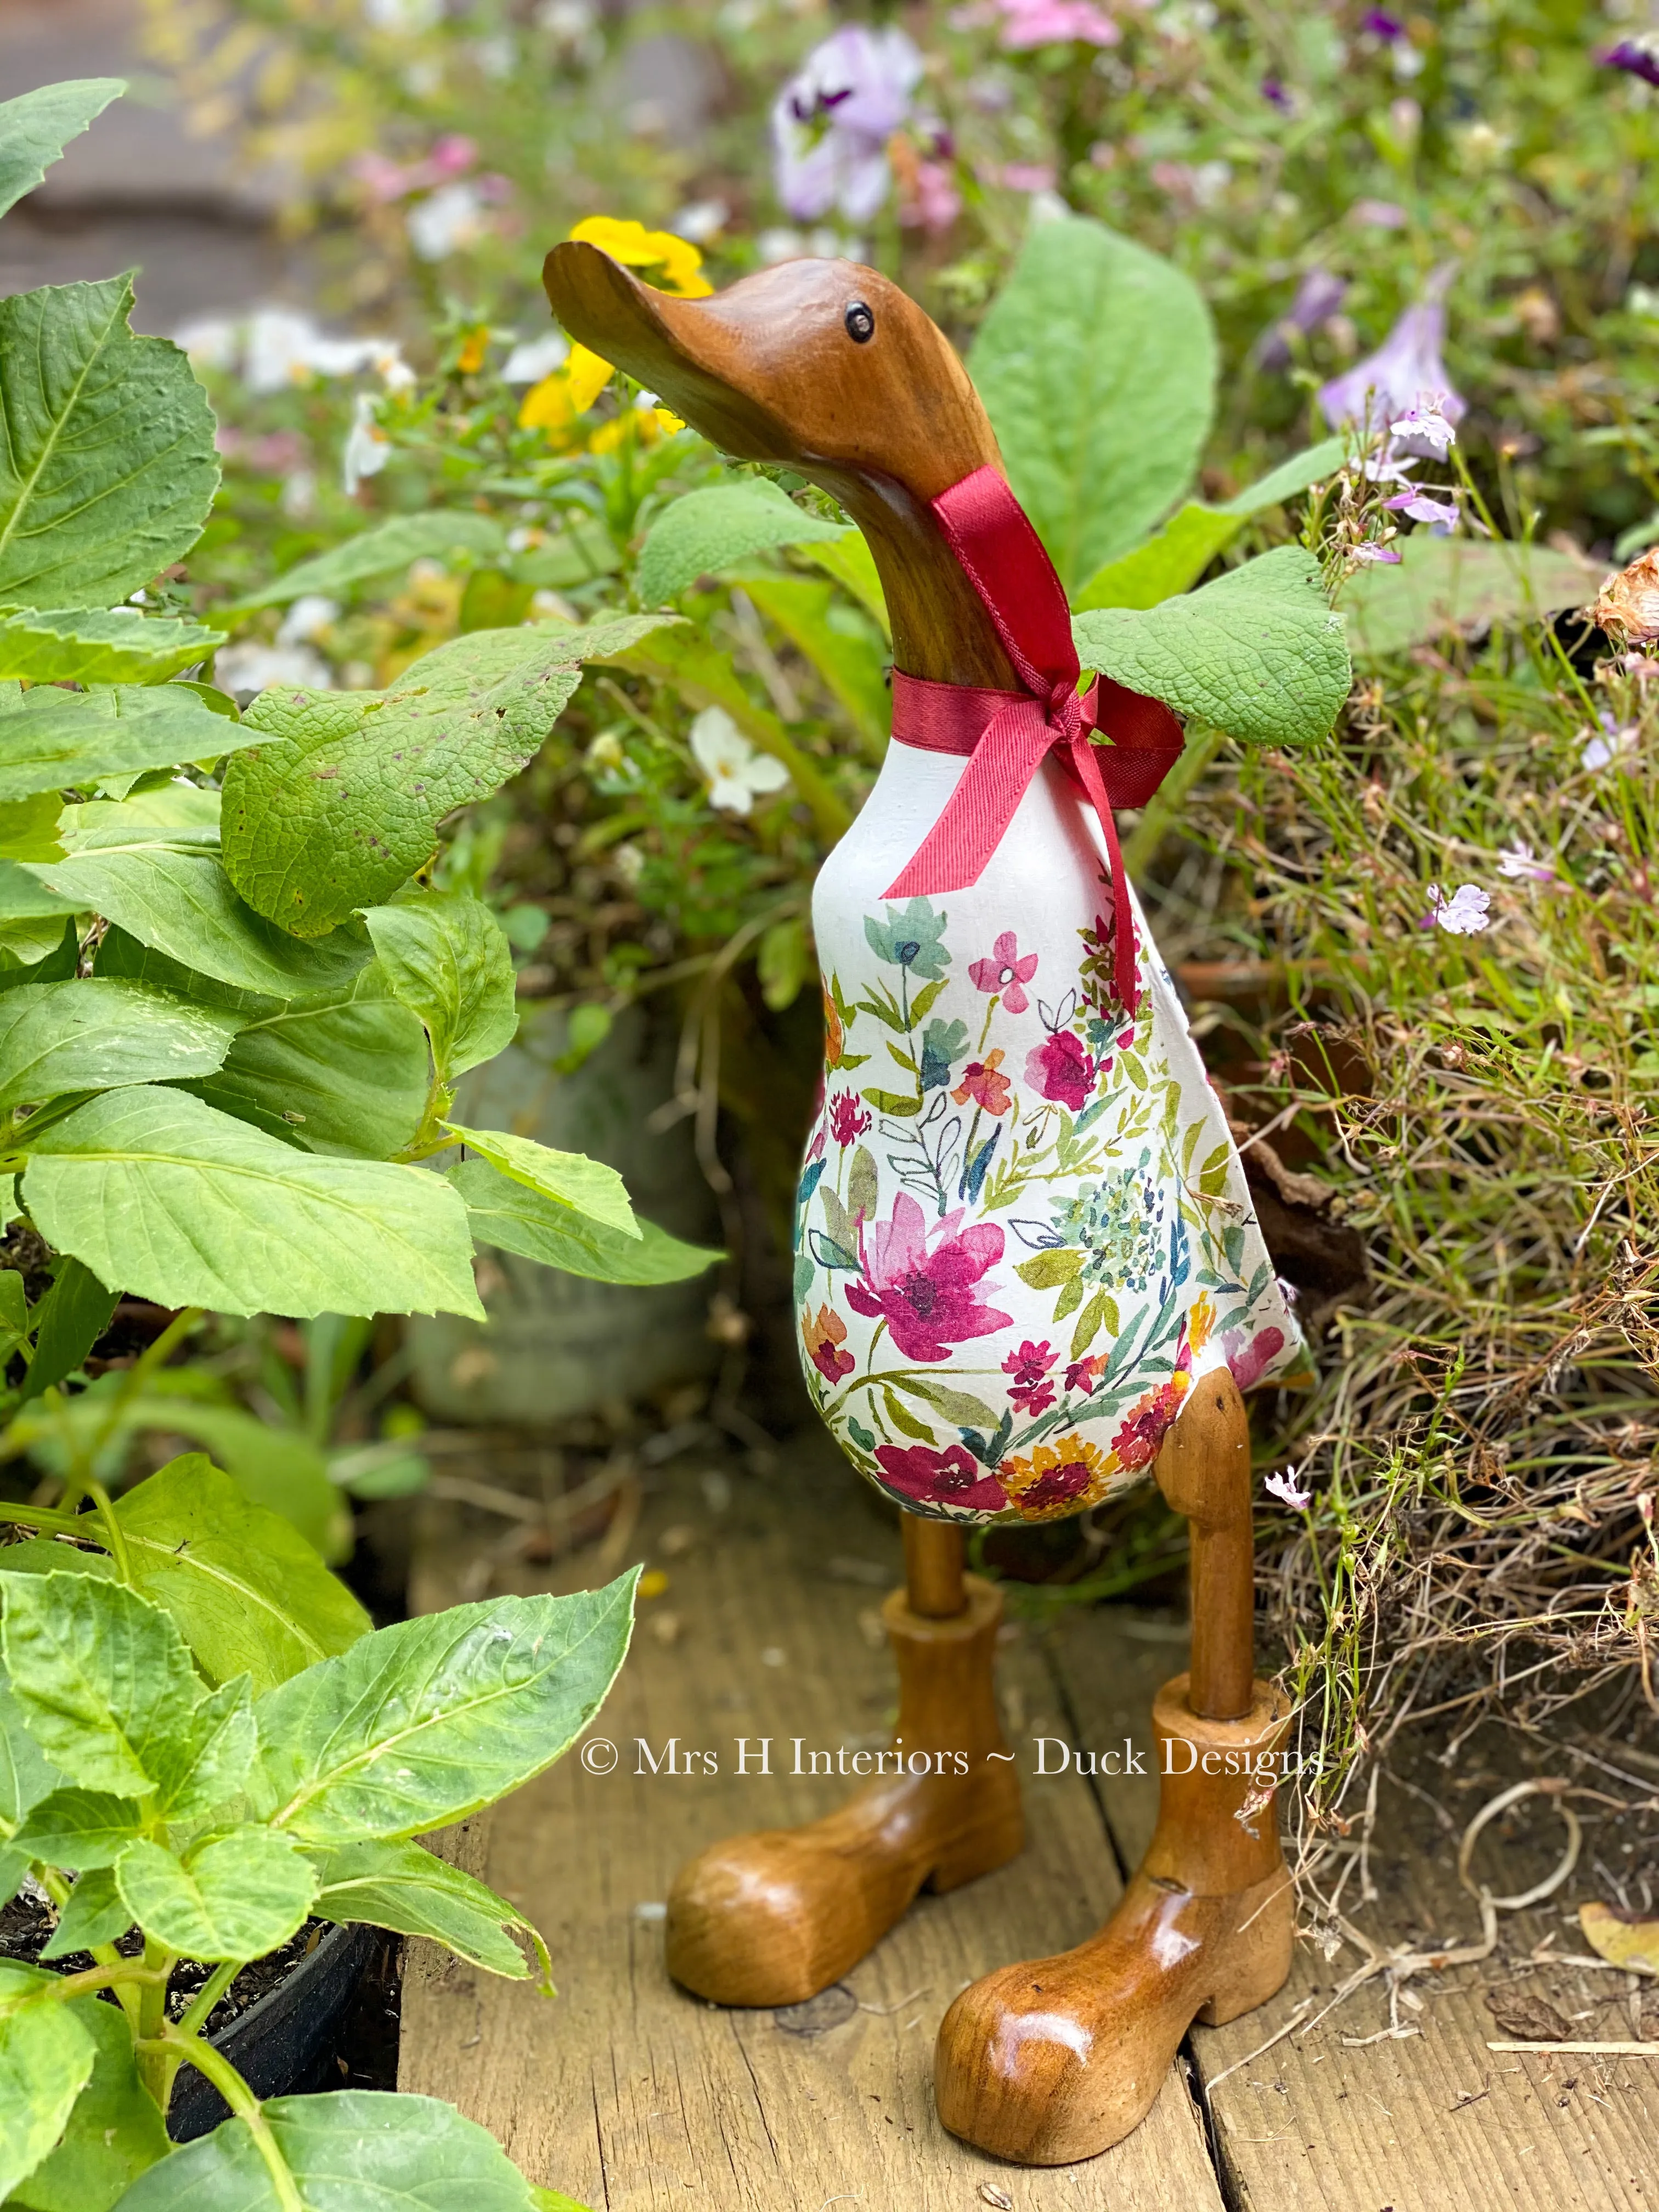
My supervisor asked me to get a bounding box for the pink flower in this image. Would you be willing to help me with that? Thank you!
[998,162,1058,192]
[1220,1324,1287,1393]
[1425,882,1490,935]
[952,1050,1012,1115]
[1064,1353,1106,1393]
[1113,1378,1188,1471]
[1009,1379,1056,1417]
[995,0,1119,49]
[1024,1030,1096,1111]
[1265,1465,1312,1510]
[845,1192,1011,1364]
[899,157,962,234]
[1497,842,1555,883]
[873,1442,1008,1514]
[829,1091,872,1147]
[1002,1339,1056,1388]
[969,931,1039,1014]
[803,1304,855,1384]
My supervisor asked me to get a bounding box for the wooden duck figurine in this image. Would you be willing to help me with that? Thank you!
[543,240,1297,2165]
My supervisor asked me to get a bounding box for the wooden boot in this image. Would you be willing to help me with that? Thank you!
[934,1373,1294,2163]
[665,1522,1024,2007]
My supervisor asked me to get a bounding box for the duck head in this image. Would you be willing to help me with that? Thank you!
[542,242,1020,690]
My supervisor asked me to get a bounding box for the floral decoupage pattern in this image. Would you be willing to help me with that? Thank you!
[794,755,1306,1525]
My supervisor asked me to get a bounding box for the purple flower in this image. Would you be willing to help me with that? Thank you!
[845,1192,1011,1363]
[772,26,923,224]
[1258,267,1348,370]
[1351,541,1402,565]
[1262,75,1293,112]
[1384,487,1460,530]
[1581,713,1637,771]
[1265,1465,1312,1510]
[1360,8,1404,37]
[1318,267,1467,450]
[1601,33,1659,89]
[1496,842,1555,883]
[1389,398,1457,454]
[1349,198,1408,229]
[1425,883,1491,935]
[1024,1030,1096,1111]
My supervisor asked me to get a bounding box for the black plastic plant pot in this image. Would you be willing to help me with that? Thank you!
[168,1922,380,2142]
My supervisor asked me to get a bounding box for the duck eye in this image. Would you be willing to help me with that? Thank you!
[844,299,875,344]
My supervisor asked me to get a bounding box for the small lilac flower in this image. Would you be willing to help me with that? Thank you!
[1265,1466,1312,1510]
[1274,1276,1301,1308]
[1262,75,1293,112]
[1257,267,1347,369]
[1385,487,1460,530]
[1360,8,1404,37]
[1581,712,1637,771]
[772,26,923,224]
[1350,541,1403,565]
[1601,33,1659,89]
[1496,842,1555,883]
[1350,198,1408,229]
[1389,396,1457,454]
[1319,267,1466,450]
[1425,883,1491,935]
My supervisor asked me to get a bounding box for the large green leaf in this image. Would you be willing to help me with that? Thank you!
[1338,533,1600,659]
[25,848,373,999]
[453,1157,721,1286]
[21,1085,484,1319]
[0,1965,96,2205]
[0,1678,62,1898]
[0,685,253,804]
[1071,546,1351,746]
[13,1786,143,1868]
[0,979,241,1111]
[314,1836,550,1986]
[230,510,510,611]
[0,610,227,686]
[970,217,1216,593]
[1071,505,1245,614]
[251,1572,637,1843]
[0,79,125,222]
[0,276,219,606]
[222,618,673,936]
[7,1988,168,2212]
[194,964,431,1160]
[636,479,847,604]
[0,864,77,922]
[117,1413,346,1566]
[114,2090,550,2211]
[364,889,518,1082]
[0,1573,199,1798]
[38,1866,132,1962]
[116,1826,317,1961]
[444,1121,637,1238]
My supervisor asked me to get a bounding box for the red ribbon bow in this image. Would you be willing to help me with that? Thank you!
[879,465,1184,1014]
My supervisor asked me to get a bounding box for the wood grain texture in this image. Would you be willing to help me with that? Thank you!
[399,1444,1224,2210]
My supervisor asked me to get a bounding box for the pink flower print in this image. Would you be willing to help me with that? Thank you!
[952,1049,1012,1115]
[1064,1353,1106,1394]
[1112,1375,1189,1471]
[1024,1030,1096,1110]
[1220,1324,1288,1393]
[969,930,1040,1014]
[829,1090,872,1147]
[802,1304,855,1384]
[873,1441,1008,1514]
[845,1192,1011,1363]
[1002,1339,1056,1387]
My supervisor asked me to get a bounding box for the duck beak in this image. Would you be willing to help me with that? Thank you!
[541,240,793,462]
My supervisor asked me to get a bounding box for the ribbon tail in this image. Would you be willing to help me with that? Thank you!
[1067,725,1141,1016]
[881,699,1054,899]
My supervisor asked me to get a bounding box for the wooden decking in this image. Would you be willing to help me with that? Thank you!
[400,1434,1658,2211]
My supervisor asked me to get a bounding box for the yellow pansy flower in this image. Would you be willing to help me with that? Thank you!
[516,341,615,436]
[566,214,713,298]
[523,219,706,447]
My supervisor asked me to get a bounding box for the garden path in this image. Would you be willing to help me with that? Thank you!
[399,1436,1657,2212]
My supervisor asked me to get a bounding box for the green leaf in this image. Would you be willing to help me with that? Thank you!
[970,217,1216,593]
[0,1677,63,1872]
[1338,533,1600,659]
[637,479,847,605]
[38,1865,132,1960]
[1072,546,1351,746]
[757,912,809,1012]
[1218,436,1347,518]
[20,1257,119,1402]
[7,1987,167,2210]
[114,2089,550,2211]
[116,1825,317,1961]
[61,782,223,853]
[0,275,219,606]
[222,618,674,936]
[0,79,125,222]
[1014,1249,1085,1290]
[508,515,620,590]
[0,609,226,686]
[0,1964,97,2204]
[452,1158,721,1285]
[881,1387,934,1442]
[0,1573,199,1798]
[116,1415,346,1567]
[26,848,374,999]
[230,510,510,611]
[250,1572,637,1843]
[444,1121,638,1238]
[0,862,77,921]
[13,1787,142,1868]
[802,531,890,638]
[22,1086,484,1321]
[1071,505,1245,614]
[110,1453,368,1691]
[365,890,518,1082]
[192,963,431,1161]
[0,979,241,1111]
[0,684,253,804]
[735,571,889,748]
[901,1378,1002,1427]
[0,793,67,866]
[314,1836,550,1987]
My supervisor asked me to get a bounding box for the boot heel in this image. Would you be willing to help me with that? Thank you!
[1195,1870,1295,2026]
[926,1770,1025,1893]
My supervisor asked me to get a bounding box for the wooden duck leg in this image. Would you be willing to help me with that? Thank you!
[664,1508,1024,2007]
[933,1373,1293,2164]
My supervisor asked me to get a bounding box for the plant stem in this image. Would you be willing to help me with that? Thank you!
[139,2025,306,2212]
[0,1500,85,1537]
[175,1959,239,2039]
[87,1479,133,1585]
[134,1939,173,2109]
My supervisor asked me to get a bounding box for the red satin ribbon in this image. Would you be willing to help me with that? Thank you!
[879,464,1184,1014]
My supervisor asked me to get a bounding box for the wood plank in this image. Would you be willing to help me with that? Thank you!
[1046,1607,1659,2212]
[400,1441,1225,2210]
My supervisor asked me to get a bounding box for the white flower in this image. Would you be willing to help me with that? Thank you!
[280,468,317,520]
[1265,1466,1312,1510]
[406,181,487,262]
[213,642,334,698]
[1426,882,1491,935]
[1389,393,1458,454]
[173,315,239,370]
[369,341,416,393]
[1496,841,1554,882]
[244,308,325,394]
[364,0,441,29]
[342,393,390,496]
[276,595,341,647]
[672,199,729,244]
[689,707,791,815]
[501,332,569,384]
